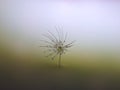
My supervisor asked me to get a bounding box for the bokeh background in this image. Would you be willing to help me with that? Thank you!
[0,0,120,90]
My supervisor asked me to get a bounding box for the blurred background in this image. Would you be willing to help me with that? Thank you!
[0,0,120,90]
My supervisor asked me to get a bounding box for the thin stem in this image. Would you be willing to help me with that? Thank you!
[58,54,61,68]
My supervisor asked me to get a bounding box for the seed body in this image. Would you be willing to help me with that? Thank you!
[40,27,75,67]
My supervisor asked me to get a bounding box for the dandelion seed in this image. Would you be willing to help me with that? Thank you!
[40,27,75,68]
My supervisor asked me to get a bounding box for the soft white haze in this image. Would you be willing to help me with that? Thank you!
[0,0,120,52]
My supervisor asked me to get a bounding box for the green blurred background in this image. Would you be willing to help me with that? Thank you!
[0,0,120,90]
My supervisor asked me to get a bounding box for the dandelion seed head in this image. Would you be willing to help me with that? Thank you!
[40,27,74,60]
